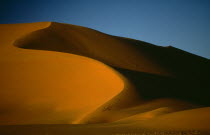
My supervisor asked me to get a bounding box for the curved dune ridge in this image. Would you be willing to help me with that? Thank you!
[0,22,210,131]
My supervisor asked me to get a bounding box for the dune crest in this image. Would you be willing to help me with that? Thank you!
[14,22,172,76]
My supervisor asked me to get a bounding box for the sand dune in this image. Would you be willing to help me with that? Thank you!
[0,22,210,134]
[13,22,210,102]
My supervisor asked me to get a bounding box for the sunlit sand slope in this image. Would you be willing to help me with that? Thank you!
[0,22,125,124]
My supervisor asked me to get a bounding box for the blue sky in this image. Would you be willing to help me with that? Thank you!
[0,0,210,58]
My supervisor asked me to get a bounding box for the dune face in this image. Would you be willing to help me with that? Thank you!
[0,22,210,133]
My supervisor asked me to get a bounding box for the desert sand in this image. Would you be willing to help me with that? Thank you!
[0,22,210,134]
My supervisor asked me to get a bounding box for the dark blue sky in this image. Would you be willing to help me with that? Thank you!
[1,0,210,58]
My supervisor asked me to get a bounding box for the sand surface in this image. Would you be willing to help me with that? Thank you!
[0,22,210,134]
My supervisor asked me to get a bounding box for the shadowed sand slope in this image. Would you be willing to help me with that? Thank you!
[0,22,210,132]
